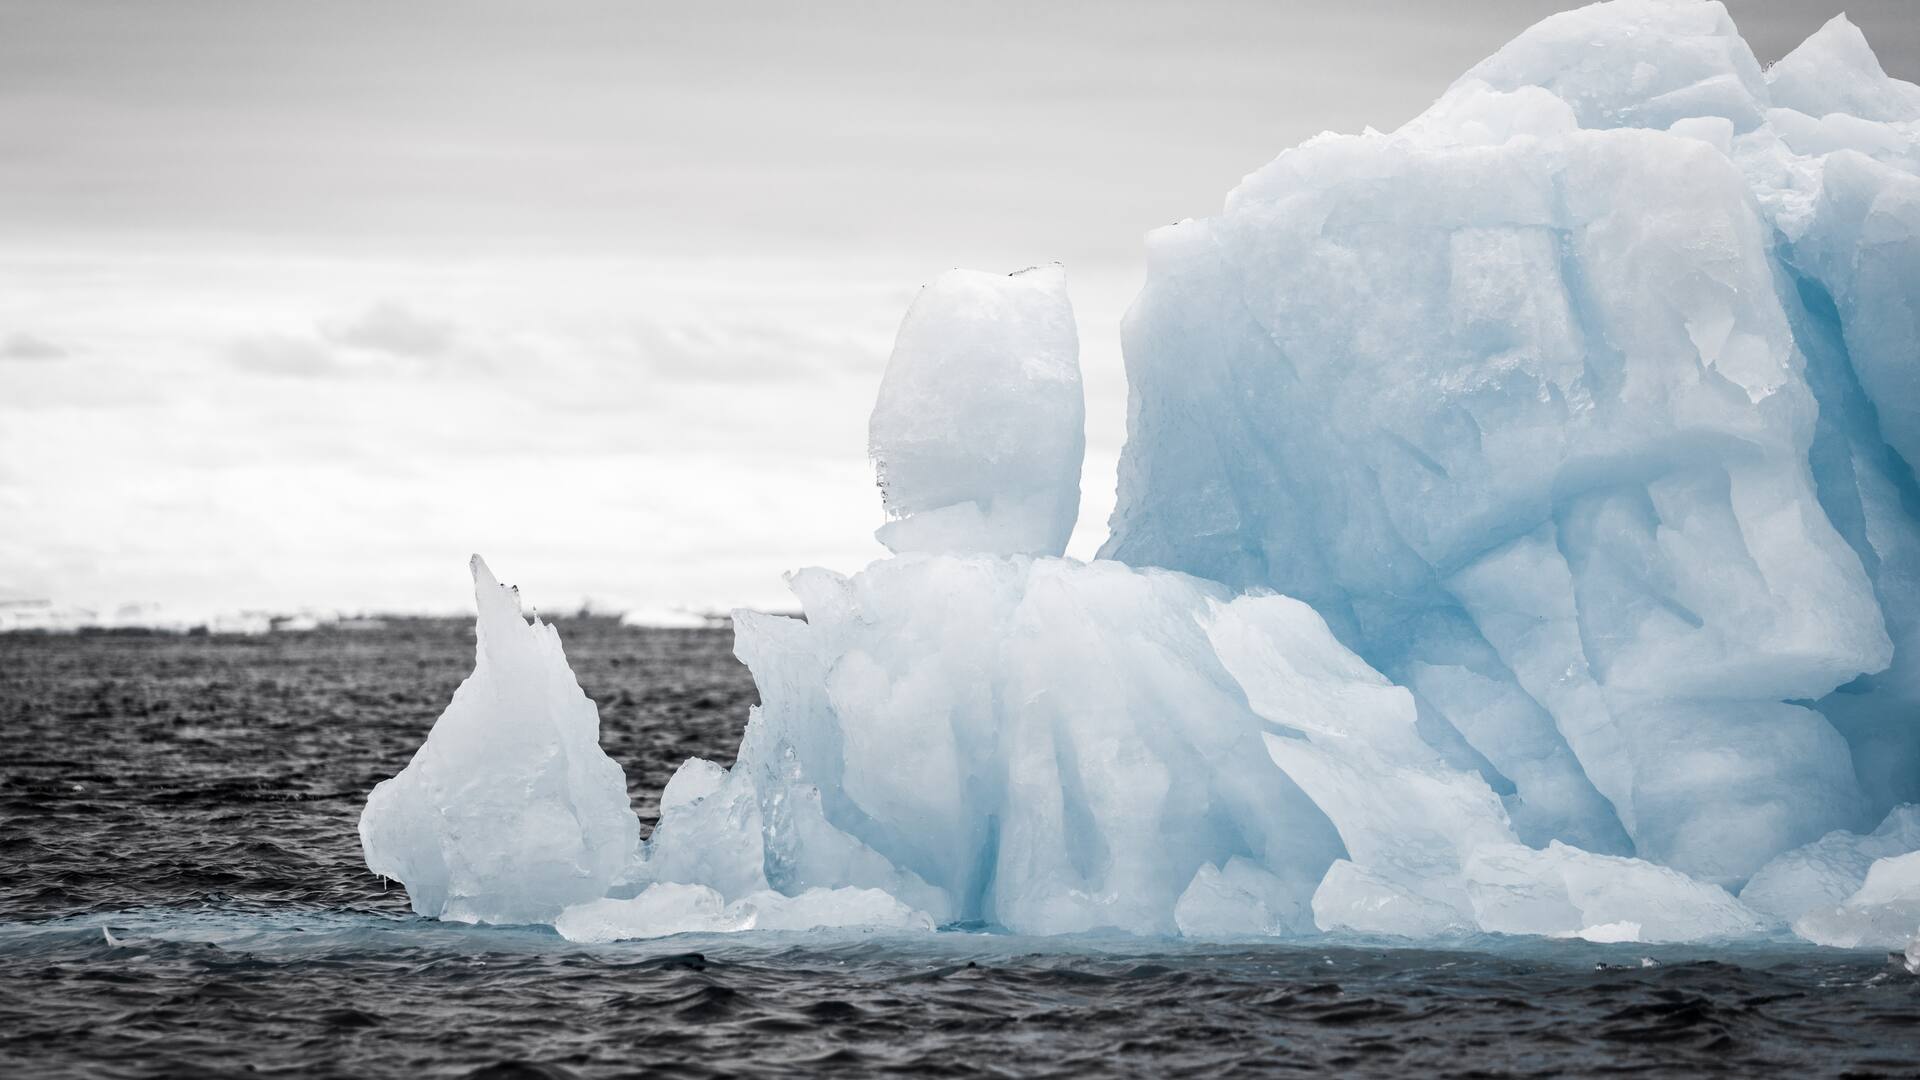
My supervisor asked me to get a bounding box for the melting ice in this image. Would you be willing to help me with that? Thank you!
[362,0,1920,950]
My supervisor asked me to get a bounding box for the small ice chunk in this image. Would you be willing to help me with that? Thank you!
[1741,805,1920,924]
[554,885,933,942]
[869,265,1084,557]
[1793,851,1920,949]
[554,883,747,942]
[1311,861,1473,939]
[359,556,640,925]
[641,764,771,900]
[1465,842,1766,943]
[1569,921,1641,944]
[1174,858,1313,938]
[734,887,936,933]
[659,758,728,815]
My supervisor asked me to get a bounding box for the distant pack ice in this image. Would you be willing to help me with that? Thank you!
[364,0,1920,950]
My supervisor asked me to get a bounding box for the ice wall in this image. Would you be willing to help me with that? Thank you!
[1102,0,1920,890]
[628,559,1765,943]
[634,557,1343,936]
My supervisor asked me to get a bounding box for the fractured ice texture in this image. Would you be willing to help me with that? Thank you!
[360,557,639,926]
[364,2,1920,948]
[1104,0,1920,895]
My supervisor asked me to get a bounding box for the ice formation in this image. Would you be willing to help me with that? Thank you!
[364,0,1920,950]
[553,885,935,944]
[1105,0,1920,892]
[1740,805,1920,924]
[639,558,1339,936]
[869,265,1083,558]
[1792,851,1920,950]
[359,557,639,925]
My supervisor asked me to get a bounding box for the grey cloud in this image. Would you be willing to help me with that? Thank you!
[226,334,338,377]
[225,302,468,377]
[0,0,1908,268]
[630,317,889,386]
[322,301,455,359]
[1,332,67,360]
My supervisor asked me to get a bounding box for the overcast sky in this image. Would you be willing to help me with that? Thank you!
[3,1,1915,618]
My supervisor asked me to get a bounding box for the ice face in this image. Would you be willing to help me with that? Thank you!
[358,557,639,925]
[1102,0,1919,891]
[869,265,1084,558]
[620,556,1768,942]
[634,555,1346,937]
[1209,594,1765,942]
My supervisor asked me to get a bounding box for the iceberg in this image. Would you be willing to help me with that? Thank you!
[359,556,640,925]
[363,0,1920,948]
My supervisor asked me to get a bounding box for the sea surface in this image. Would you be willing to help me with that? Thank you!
[3,620,1918,1078]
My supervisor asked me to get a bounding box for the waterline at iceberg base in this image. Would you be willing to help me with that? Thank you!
[363,0,1920,955]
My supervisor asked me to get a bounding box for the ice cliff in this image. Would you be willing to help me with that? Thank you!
[363,0,1920,949]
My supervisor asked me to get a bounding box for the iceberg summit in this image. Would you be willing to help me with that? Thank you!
[362,0,1920,949]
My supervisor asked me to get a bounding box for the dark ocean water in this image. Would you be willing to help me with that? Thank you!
[3,621,1918,1078]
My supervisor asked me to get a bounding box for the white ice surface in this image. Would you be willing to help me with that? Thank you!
[359,557,639,925]
[869,265,1083,558]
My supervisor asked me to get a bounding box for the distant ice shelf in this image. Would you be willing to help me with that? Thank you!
[362,0,1920,951]
[0,600,349,636]
[616,606,726,630]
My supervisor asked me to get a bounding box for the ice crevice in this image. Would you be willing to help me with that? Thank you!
[361,1,1920,949]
